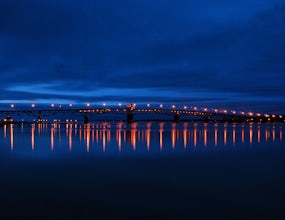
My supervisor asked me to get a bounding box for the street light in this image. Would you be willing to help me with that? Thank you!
[31,104,35,108]
[159,104,163,108]
[10,104,15,108]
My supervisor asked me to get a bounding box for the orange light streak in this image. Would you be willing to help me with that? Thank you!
[51,127,54,151]
[10,124,14,151]
[159,123,164,151]
[31,124,35,151]
[214,124,218,146]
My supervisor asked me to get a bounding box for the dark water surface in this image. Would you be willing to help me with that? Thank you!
[0,122,285,219]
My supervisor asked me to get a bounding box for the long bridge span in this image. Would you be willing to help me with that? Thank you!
[0,105,284,124]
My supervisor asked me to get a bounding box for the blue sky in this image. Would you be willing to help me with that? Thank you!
[1,0,285,113]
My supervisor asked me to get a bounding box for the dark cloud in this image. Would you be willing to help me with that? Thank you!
[0,0,75,37]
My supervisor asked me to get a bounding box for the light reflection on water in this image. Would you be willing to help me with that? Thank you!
[0,122,284,155]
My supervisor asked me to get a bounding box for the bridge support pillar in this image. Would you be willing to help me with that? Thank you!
[126,104,136,123]
[204,116,210,123]
[127,112,134,123]
[173,114,180,123]
[84,114,89,124]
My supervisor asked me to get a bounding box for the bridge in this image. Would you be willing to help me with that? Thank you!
[0,104,284,124]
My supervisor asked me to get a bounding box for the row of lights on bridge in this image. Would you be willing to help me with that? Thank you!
[9,103,121,108]
[8,103,283,119]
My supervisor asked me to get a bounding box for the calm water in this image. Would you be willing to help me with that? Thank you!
[1,122,285,219]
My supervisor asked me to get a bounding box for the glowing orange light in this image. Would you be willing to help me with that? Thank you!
[249,125,253,144]
[258,126,261,143]
[51,127,54,151]
[69,126,72,151]
[203,126,207,147]
[224,126,227,145]
[242,127,245,143]
[146,124,151,151]
[183,123,187,148]
[4,124,6,139]
[159,123,164,150]
[131,123,137,150]
[232,127,236,145]
[193,124,197,147]
[265,129,270,141]
[102,130,106,152]
[214,126,218,146]
[86,125,90,152]
[31,124,35,150]
[10,124,14,151]
[171,125,176,148]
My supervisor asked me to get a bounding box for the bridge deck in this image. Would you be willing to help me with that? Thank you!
[0,108,283,123]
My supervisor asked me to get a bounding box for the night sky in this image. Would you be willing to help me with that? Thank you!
[1,0,285,113]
